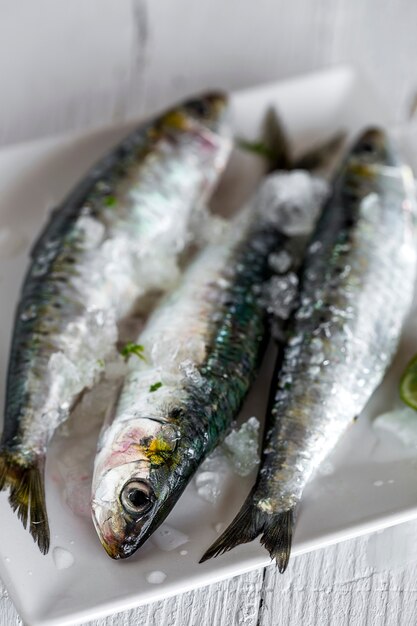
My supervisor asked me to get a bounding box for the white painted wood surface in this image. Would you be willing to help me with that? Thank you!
[2,2,417,624]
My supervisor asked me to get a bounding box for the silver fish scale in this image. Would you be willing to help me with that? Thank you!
[260,163,417,511]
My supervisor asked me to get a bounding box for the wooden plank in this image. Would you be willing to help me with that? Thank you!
[0,577,22,625]
[258,519,417,626]
[81,569,264,626]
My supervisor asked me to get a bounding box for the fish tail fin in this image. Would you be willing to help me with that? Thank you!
[200,491,295,573]
[0,450,50,554]
[260,508,294,573]
[199,491,262,563]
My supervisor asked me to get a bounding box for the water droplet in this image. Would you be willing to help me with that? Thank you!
[388,479,395,484]
[374,480,384,487]
[179,550,188,556]
[69,540,75,545]
[4,557,10,563]
[146,570,167,584]
[53,547,75,570]
[152,525,188,551]
[27,571,33,576]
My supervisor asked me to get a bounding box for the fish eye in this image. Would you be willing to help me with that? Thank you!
[360,141,378,158]
[186,99,210,118]
[361,141,375,153]
[120,480,155,516]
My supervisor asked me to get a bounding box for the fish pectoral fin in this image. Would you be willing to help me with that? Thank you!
[0,450,50,554]
[199,490,295,574]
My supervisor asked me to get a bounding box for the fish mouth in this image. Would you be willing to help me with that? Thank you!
[92,510,142,559]
[91,502,151,560]
[100,536,139,560]
[99,521,154,559]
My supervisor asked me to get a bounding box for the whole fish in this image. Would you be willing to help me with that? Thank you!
[91,169,327,559]
[91,194,288,559]
[0,92,230,554]
[201,128,417,572]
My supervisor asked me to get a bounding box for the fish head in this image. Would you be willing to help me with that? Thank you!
[92,416,195,559]
[159,91,229,136]
[349,127,398,168]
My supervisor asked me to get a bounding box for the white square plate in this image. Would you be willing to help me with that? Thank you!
[1,66,417,626]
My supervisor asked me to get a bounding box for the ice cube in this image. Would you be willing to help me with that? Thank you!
[194,455,230,503]
[255,170,329,236]
[221,416,260,476]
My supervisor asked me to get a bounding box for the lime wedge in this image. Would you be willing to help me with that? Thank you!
[400,354,417,410]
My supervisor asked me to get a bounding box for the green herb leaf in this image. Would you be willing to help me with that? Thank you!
[236,139,277,161]
[120,342,146,362]
[149,381,163,393]
[97,359,105,368]
[104,195,117,207]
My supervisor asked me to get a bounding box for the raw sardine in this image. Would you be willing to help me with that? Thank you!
[0,93,230,553]
[201,128,417,571]
[91,171,327,559]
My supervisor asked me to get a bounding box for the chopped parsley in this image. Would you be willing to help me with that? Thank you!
[97,359,105,368]
[120,342,146,362]
[104,195,117,207]
[237,139,276,161]
[149,381,163,393]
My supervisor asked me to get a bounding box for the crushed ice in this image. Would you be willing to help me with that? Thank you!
[268,250,292,274]
[255,170,329,236]
[261,272,299,320]
[373,407,417,449]
[255,170,329,326]
[222,416,261,475]
[195,416,260,504]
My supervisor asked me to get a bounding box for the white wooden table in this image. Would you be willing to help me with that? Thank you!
[2,2,417,624]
